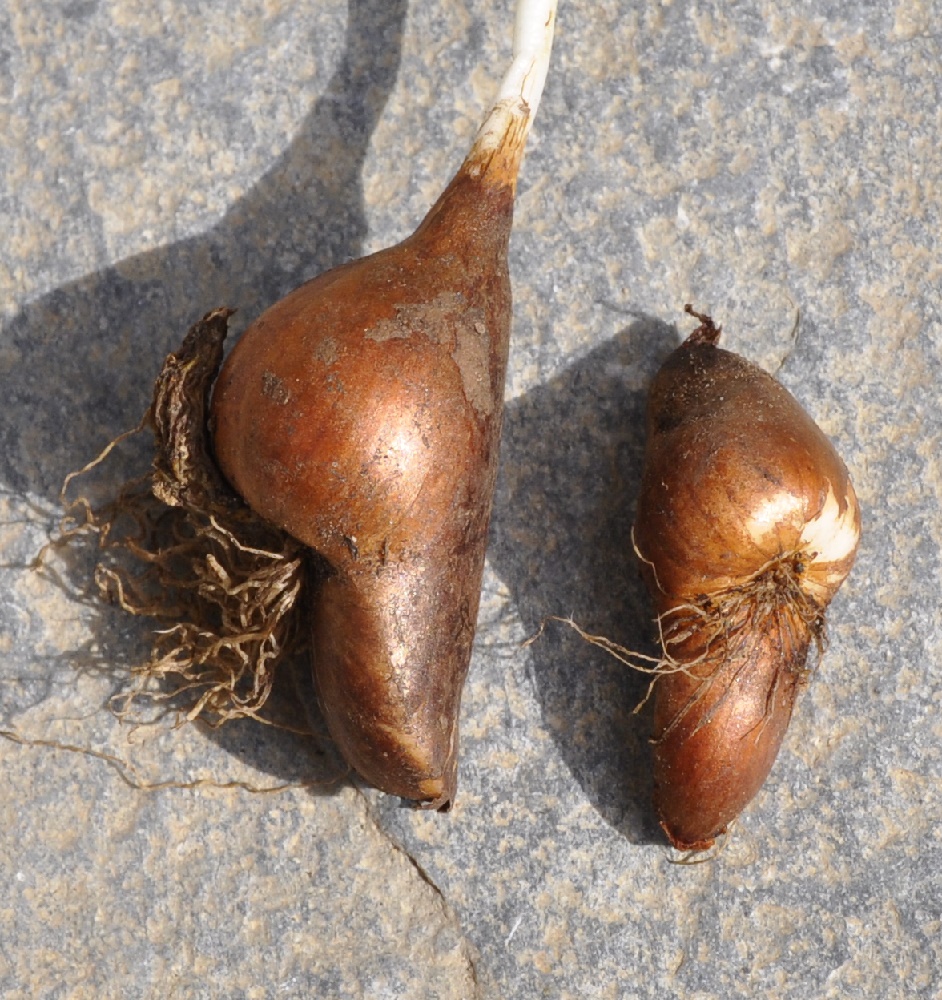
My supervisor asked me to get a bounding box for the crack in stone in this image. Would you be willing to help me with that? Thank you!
[355,788,482,999]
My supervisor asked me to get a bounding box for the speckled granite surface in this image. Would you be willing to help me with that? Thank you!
[2,2,940,997]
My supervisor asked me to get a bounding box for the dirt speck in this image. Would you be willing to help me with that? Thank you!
[453,316,494,418]
[365,293,464,345]
[262,370,291,405]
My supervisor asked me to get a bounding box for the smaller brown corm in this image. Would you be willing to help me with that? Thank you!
[633,306,860,850]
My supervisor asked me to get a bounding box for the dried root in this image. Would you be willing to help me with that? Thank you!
[0,726,330,794]
[45,309,312,726]
[650,553,825,745]
[534,549,826,734]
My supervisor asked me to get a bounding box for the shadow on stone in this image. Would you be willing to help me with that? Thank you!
[1,0,408,794]
[490,315,678,843]
[0,0,407,502]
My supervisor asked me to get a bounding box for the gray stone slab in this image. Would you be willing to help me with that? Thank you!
[1,1,940,997]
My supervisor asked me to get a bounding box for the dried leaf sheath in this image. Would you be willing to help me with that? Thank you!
[59,309,309,725]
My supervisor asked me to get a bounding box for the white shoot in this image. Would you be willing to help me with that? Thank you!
[472,0,558,161]
[500,0,559,125]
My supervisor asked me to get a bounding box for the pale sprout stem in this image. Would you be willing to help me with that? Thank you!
[473,0,558,156]
[502,0,558,123]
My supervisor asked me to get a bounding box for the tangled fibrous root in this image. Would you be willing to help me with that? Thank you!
[534,550,826,734]
[650,554,826,744]
[49,309,310,727]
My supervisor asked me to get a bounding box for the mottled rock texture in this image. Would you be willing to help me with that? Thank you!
[1,2,939,997]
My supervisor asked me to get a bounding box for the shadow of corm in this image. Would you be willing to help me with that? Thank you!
[2,0,408,793]
[490,314,678,842]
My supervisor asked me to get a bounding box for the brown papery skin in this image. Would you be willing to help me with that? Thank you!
[649,601,810,851]
[634,314,860,849]
[210,109,527,809]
